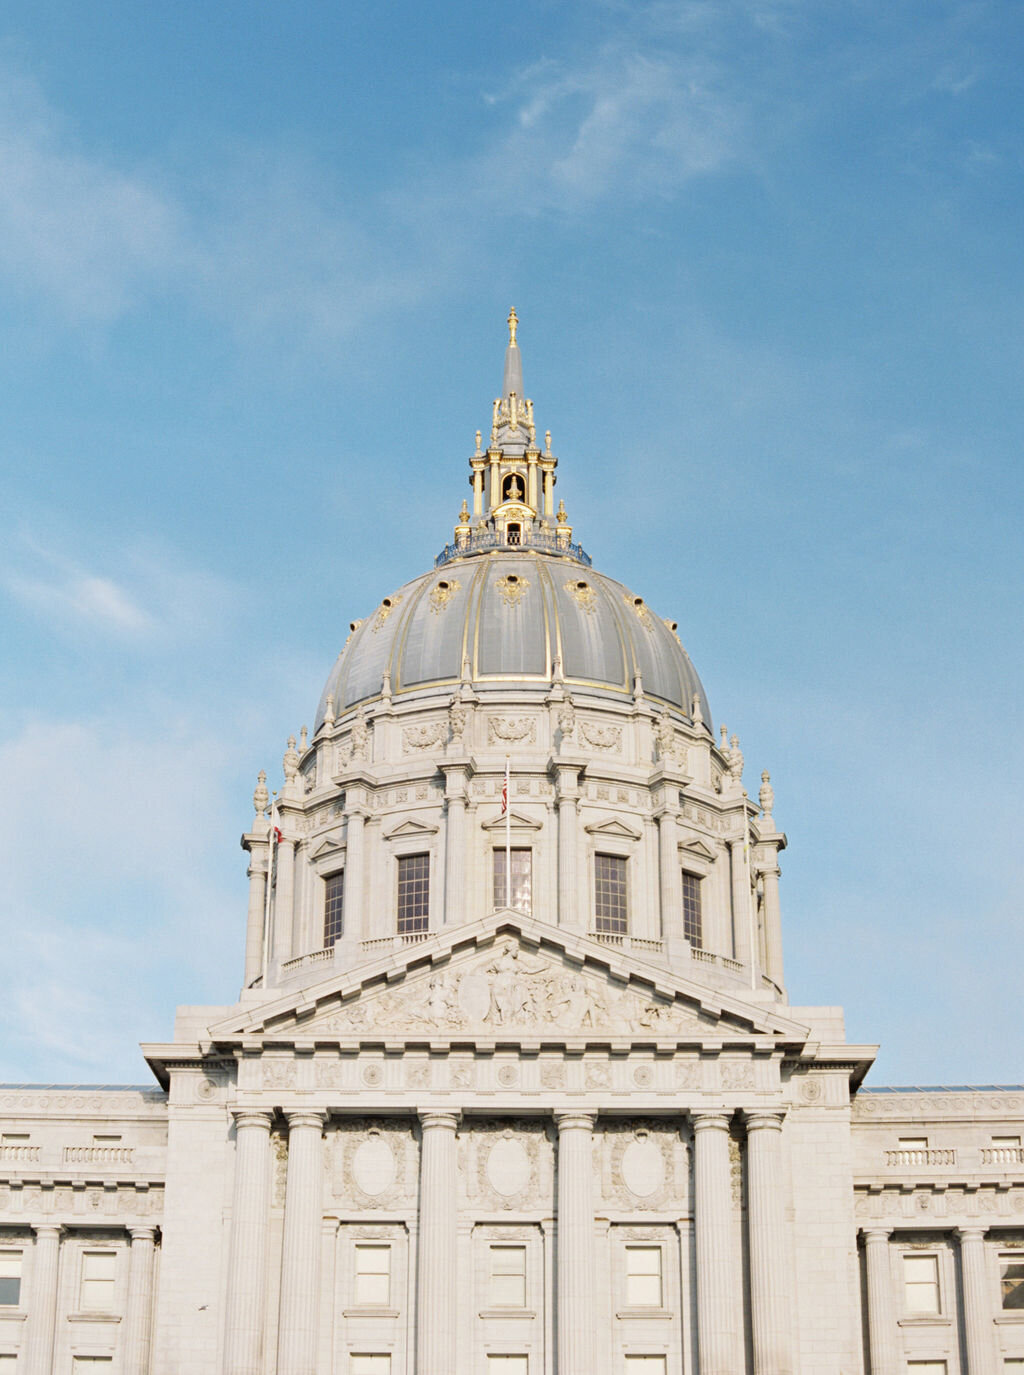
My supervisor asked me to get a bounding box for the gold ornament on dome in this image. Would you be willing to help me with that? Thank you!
[496,573,529,608]
[565,577,597,613]
[428,577,461,614]
[624,591,653,629]
[371,593,403,633]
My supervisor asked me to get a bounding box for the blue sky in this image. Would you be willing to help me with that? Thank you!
[0,0,1021,1085]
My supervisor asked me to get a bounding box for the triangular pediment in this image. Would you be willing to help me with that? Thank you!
[383,818,439,839]
[206,913,809,1051]
[481,809,542,832]
[310,834,345,859]
[679,838,716,861]
[583,817,643,840]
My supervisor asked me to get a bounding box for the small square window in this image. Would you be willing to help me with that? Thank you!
[397,853,429,934]
[353,1245,390,1307]
[80,1252,117,1312]
[489,1245,527,1308]
[594,854,628,934]
[1002,1255,1024,1310]
[493,849,532,915]
[899,1137,928,1149]
[625,1247,663,1308]
[903,1254,940,1315]
[1,1136,28,1145]
[324,870,345,947]
[92,1134,121,1144]
[0,1252,21,1306]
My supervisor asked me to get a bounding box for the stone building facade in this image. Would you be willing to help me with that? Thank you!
[1,313,1022,1374]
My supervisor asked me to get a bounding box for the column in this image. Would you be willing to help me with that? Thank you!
[417,1111,460,1375]
[473,467,484,516]
[489,455,500,508]
[272,836,296,963]
[25,1224,61,1375]
[745,1111,792,1375]
[543,468,554,517]
[555,1112,597,1375]
[656,809,683,942]
[527,454,538,511]
[443,772,466,927]
[345,809,366,943]
[692,1111,739,1375]
[957,1227,996,1375]
[556,768,580,930]
[277,1110,328,1375]
[123,1226,157,1375]
[729,839,752,966]
[243,842,268,986]
[862,1228,897,1375]
[223,1110,274,1375]
[761,862,784,987]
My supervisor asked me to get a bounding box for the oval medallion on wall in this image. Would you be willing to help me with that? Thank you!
[352,1134,396,1197]
[622,1136,664,1198]
[486,1138,530,1198]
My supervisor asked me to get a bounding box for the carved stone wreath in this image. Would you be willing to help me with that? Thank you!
[462,1120,548,1211]
[402,722,447,752]
[488,716,536,745]
[334,1119,415,1208]
[580,721,622,751]
[602,1121,681,1211]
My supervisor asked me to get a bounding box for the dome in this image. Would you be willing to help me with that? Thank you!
[315,550,710,727]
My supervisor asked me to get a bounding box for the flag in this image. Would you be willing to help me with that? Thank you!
[501,755,509,815]
[273,825,282,844]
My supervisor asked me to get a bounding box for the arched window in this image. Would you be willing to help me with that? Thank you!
[506,522,521,545]
[502,472,525,503]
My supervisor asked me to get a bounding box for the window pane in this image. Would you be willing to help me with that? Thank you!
[903,1254,939,1314]
[626,1247,662,1307]
[397,854,429,933]
[80,1252,117,1311]
[324,870,345,947]
[490,1246,526,1307]
[1002,1257,1024,1309]
[0,1251,20,1306]
[681,872,702,949]
[493,849,532,915]
[354,1246,390,1306]
[594,854,627,934]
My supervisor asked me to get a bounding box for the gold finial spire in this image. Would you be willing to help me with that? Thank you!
[507,307,518,347]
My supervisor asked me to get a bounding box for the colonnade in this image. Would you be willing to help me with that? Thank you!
[222,1105,793,1375]
[22,1222,157,1375]
[862,1223,998,1375]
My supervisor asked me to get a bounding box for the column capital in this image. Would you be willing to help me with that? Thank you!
[956,1225,989,1243]
[744,1108,786,1132]
[418,1109,460,1132]
[31,1224,62,1240]
[284,1109,327,1132]
[231,1108,274,1132]
[690,1109,732,1133]
[554,1110,597,1133]
[128,1226,157,1243]
[861,1226,893,1244]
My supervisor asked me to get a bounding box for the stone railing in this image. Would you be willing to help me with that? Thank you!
[281,948,335,975]
[0,1144,40,1163]
[885,1148,957,1168]
[63,1146,134,1166]
[589,933,664,956]
[981,1146,1024,1165]
[361,932,431,956]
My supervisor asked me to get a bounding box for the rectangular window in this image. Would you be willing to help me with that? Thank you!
[489,1245,527,1308]
[625,1247,663,1307]
[681,871,702,949]
[350,1358,391,1375]
[902,1254,940,1314]
[993,1136,1022,1146]
[906,1365,946,1375]
[493,849,532,914]
[594,854,628,934]
[72,1361,113,1371]
[92,1134,121,1143]
[1,1135,28,1144]
[0,1356,16,1372]
[0,1252,21,1306]
[1001,1255,1024,1310]
[397,853,429,933]
[324,870,345,947]
[353,1245,390,1307]
[899,1137,928,1148]
[79,1251,117,1312]
[624,1358,667,1373]
[486,1359,528,1374]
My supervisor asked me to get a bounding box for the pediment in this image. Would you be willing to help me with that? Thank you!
[679,838,716,861]
[583,817,643,840]
[383,818,439,840]
[481,810,542,832]
[208,913,809,1051]
[310,835,345,859]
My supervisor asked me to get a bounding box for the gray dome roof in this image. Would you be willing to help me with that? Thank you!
[316,551,710,727]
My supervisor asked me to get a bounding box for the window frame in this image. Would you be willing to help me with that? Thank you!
[396,851,431,934]
[492,848,533,916]
[1000,1252,1024,1311]
[624,1245,664,1309]
[323,868,345,948]
[0,1250,22,1308]
[680,869,703,950]
[488,1243,528,1309]
[901,1251,942,1317]
[593,852,629,935]
[352,1243,391,1309]
[78,1249,118,1314]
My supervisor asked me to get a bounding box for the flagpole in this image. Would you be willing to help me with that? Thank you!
[743,793,757,991]
[504,753,512,910]
[261,801,278,988]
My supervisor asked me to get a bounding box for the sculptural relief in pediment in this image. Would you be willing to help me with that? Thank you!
[294,938,721,1040]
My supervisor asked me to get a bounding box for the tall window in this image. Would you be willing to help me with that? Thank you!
[397,853,429,933]
[594,854,628,934]
[625,1247,663,1307]
[489,1245,527,1307]
[79,1252,116,1312]
[681,871,702,949]
[323,870,345,947]
[0,1252,21,1306]
[902,1254,940,1314]
[493,849,532,914]
[353,1245,390,1306]
[1002,1255,1024,1309]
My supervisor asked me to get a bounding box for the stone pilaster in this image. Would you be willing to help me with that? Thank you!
[122,1226,157,1375]
[656,807,683,944]
[416,1111,460,1375]
[745,1110,792,1375]
[272,835,296,963]
[223,1110,274,1375]
[243,844,268,986]
[729,838,752,966]
[555,766,581,929]
[25,1224,61,1375]
[442,767,468,926]
[692,1111,739,1375]
[345,809,366,942]
[760,861,784,986]
[957,1227,995,1375]
[555,1111,597,1375]
[862,1228,897,1375]
[277,1110,327,1375]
